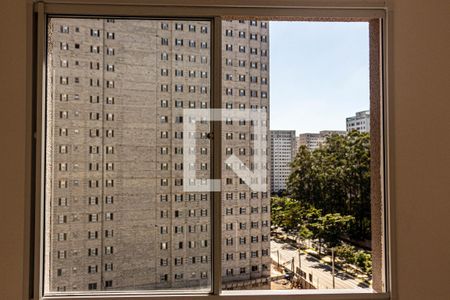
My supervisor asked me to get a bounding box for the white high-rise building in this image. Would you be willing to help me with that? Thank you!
[346,110,370,133]
[270,130,296,193]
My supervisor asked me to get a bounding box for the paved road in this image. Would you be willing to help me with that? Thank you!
[270,240,369,290]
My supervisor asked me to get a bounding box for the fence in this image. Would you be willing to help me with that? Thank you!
[271,257,316,289]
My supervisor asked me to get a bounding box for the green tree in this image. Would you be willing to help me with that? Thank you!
[271,197,303,234]
[287,146,316,205]
[318,213,354,248]
[287,131,371,241]
[271,197,322,244]
[335,244,357,272]
[310,213,354,254]
[298,205,322,242]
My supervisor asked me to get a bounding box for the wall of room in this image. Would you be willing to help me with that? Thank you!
[0,0,449,299]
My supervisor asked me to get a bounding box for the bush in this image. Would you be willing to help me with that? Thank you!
[335,244,356,265]
[355,251,372,273]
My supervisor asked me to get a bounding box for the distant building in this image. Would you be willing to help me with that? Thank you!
[270,130,297,193]
[346,110,370,133]
[297,130,346,151]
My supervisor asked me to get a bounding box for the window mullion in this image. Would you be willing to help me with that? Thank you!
[211,16,223,296]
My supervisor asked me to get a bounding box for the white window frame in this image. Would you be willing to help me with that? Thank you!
[31,1,390,300]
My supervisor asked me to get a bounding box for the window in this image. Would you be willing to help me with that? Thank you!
[38,8,385,299]
[60,25,69,33]
[175,23,183,30]
[44,17,212,294]
[58,250,66,259]
[175,53,183,61]
[88,265,98,274]
[90,29,100,37]
[106,47,115,55]
[219,17,383,295]
[160,274,168,282]
[175,38,183,46]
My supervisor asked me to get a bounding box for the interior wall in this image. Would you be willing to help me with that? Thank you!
[0,0,29,299]
[0,0,449,299]
[389,0,450,299]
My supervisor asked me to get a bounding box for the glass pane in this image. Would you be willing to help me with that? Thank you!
[221,20,374,291]
[221,20,271,288]
[45,18,211,293]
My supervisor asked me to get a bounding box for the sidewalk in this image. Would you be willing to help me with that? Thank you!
[271,239,371,289]
[273,234,371,285]
[302,248,371,286]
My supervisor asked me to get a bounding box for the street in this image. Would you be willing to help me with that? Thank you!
[270,239,370,290]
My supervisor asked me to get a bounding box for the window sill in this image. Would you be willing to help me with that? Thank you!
[40,290,390,300]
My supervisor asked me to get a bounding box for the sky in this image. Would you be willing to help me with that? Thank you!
[269,21,370,134]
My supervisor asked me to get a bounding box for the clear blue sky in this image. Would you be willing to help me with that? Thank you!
[269,21,369,134]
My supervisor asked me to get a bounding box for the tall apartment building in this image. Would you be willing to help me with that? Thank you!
[270,130,296,193]
[221,19,271,287]
[297,130,346,151]
[346,110,370,133]
[46,18,270,292]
